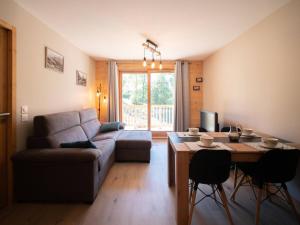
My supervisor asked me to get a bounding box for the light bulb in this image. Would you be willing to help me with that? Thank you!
[143,57,147,67]
[151,60,155,69]
[159,62,163,70]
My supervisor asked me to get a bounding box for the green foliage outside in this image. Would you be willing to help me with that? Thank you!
[122,73,175,105]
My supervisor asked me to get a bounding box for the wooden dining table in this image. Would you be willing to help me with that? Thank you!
[167,131,299,225]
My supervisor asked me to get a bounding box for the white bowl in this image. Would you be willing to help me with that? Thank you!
[262,137,279,148]
[200,136,214,147]
[243,128,253,136]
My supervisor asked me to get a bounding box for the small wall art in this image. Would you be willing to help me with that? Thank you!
[76,70,87,86]
[45,47,64,73]
[193,86,200,91]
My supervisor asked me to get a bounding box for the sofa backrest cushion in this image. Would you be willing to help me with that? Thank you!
[79,108,101,139]
[32,110,88,148]
[48,126,88,148]
[34,111,81,136]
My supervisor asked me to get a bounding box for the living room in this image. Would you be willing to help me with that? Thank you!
[0,0,300,225]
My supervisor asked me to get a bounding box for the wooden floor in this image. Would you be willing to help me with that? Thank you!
[0,139,299,225]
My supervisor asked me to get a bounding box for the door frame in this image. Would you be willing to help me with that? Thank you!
[0,18,16,207]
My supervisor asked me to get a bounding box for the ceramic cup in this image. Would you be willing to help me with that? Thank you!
[262,137,279,148]
[189,128,199,134]
[243,128,253,136]
[200,136,214,147]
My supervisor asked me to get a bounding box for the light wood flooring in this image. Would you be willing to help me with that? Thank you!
[0,139,299,225]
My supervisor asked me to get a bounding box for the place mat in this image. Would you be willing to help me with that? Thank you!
[225,143,259,152]
[176,132,210,138]
[245,142,297,151]
[185,142,233,152]
[240,133,261,138]
[207,132,228,138]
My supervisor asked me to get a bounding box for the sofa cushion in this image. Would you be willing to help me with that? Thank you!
[48,126,88,148]
[92,130,123,141]
[81,120,101,139]
[93,139,115,169]
[60,140,97,149]
[116,131,152,149]
[34,111,80,136]
[79,108,101,139]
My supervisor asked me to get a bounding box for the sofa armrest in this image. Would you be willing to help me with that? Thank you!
[12,148,101,163]
[12,148,102,203]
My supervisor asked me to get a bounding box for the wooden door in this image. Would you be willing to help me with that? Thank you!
[0,19,16,209]
[0,24,9,209]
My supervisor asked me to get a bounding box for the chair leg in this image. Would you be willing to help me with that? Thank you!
[218,184,234,225]
[234,164,238,188]
[255,186,263,225]
[211,184,217,202]
[230,174,246,201]
[189,181,195,202]
[189,187,197,225]
[282,183,300,225]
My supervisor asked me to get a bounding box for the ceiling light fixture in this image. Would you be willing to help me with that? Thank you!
[142,39,162,70]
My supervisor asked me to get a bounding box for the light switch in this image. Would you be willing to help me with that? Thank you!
[21,114,29,121]
[21,105,28,114]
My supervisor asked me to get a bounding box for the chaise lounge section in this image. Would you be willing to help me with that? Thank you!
[12,108,151,203]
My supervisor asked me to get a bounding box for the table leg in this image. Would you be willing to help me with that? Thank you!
[175,151,190,225]
[168,137,175,186]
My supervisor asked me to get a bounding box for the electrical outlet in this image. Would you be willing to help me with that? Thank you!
[21,105,28,114]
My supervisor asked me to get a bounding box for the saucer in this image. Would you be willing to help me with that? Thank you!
[259,143,282,149]
[241,133,257,138]
[197,142,218,148]
[188,132,201,136]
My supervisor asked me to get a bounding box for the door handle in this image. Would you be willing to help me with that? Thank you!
[0,112,10,117]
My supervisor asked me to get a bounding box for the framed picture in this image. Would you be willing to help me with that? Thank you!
[45,47,64,73]
[193,86,200,91]
[196,77,203,83]
[76,70,87,86]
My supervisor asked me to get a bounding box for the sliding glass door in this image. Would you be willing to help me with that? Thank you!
[120,72,175,131]
[121,73,148,130]
[150,73,175,131]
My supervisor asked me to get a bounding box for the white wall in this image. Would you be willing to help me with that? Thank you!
[203,0,300,143]
[203,0,300,200]
[0,0,96,150]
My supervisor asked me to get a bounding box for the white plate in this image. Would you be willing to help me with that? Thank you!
[259,143,282,149]
[188,132,201,136]
[241,133,257,138]
[197,142,218,148]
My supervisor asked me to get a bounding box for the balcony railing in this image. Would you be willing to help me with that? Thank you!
[122,103,174,131]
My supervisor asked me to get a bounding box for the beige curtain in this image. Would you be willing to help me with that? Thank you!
[174,61,189,131]
[108,61,119,122]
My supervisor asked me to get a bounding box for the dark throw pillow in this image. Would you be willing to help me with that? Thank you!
[60,140,97,149]
[99,122,120,133]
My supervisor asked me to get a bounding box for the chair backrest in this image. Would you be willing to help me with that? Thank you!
[256,149,299,183]
[189,150,231,185]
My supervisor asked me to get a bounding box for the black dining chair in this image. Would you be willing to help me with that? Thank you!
[189,150,234,225]
[221,126,242,188]
[230,149,299,225]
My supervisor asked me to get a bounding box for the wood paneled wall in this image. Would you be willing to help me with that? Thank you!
[95,60,203,127]
[189,61,203,127]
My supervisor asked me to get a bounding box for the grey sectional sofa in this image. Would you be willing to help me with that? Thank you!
[12,108,151,203]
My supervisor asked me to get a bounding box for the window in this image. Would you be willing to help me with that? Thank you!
[120,72,175,131]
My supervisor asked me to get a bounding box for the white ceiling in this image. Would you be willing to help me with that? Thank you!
[15,0,289,60]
